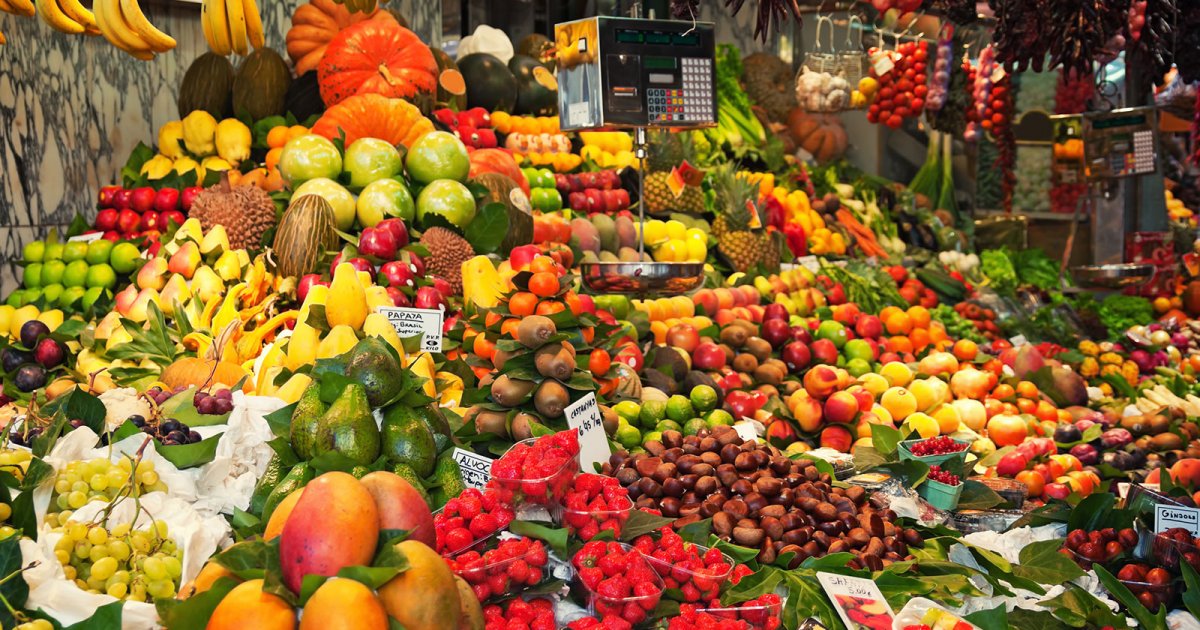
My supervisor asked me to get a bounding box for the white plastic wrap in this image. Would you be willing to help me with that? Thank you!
[192,392,283,516]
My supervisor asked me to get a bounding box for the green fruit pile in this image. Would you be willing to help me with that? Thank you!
[609,384,731,450]
[7,235,143,314]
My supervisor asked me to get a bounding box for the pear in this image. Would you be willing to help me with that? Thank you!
[212,251,242,282]
[168,242,202,279]
[136,258,168,291]
[200,225,231,260]
[313,383,381,465]
[175,218,205,244]
[159,274,192,317]
[191,267,225,304]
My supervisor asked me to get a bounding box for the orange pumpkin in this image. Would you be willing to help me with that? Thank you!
[285,0,396,77]
[468,149,530,196]
[160,357,251,393]
[317,20,438,107]
[311,93,434,148]
[787,108,848,163]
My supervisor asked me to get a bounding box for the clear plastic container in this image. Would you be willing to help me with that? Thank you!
[445,533,550,601]
[489,437,579,507]
[432,506,512,557]
[689,598,784,627]
[1150,531,1200,572]
[1118,579,1175,609]
[581,543,665,625]
[641,542,734,602]
[562,496,634,541]
[899,438,971,476]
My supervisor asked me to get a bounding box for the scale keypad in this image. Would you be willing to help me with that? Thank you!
[647,57,713,123]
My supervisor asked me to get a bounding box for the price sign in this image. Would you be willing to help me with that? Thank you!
[565,392,610,472]
[796,256,820,272]
[1155,504,1200,536]
[68,232,103,243]
[376,307,444,353]
[451,448,494,490]
[733,420,759,442]
[817,572,894,630]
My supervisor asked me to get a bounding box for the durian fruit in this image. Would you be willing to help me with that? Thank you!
[188,177,278,251]
[419,227,475,294]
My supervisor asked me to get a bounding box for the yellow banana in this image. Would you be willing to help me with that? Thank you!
[2,0,36,19]
[241,0,262,49]
[223,0,246,55]
[94,0,154,58]
[58,0,98,33]
[118,0,174,52]
[36,0,85,34]
[202,0,230,55]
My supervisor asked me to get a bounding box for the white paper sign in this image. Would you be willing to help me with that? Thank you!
[816,571,894,630]
[451,447,493,490]
[733,420,759,442]
[1155,504,1200,536]
[376,306,444,353]
[796,255,821,272]
[565,392,610,472]
[68,232,103,243]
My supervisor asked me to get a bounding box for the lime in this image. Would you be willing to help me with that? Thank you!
[5,291,25,308]
[22,263,43,290]
[40,284,64,305]
[62,241,89,263]
[41,260,65,285]
[43,242,64,261]
[654,419,683,434]
[845,358,872,377]
[638,400,667,429]
[843,338,874,363]
[683,418,708,436]
[615,423,642,450]
[20,289,41,306]
[641,430,663,446]
[665,395,694,423]
[81,287,107,312]
[689,385,719,413]
[58,286,86,308]
[23,241,45,263]
[85,239,114,265]
[815,320,848,349]
[86,263,117,290]
[62,260,90,288]
[613,400,642,425]
[109,243,141,275]
[704,409,735,428]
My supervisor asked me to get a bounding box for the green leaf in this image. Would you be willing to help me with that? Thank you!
[156,576,240,630]
[799,552,856,570]
[120,141,155,188]
[0,535,26,627]
[1094,566,1165,630]
[307,450,362,474]
[508,520,569,560]
[721,567,783,604]
[1067,493,1132,532]
[337,564,405,590]
[956,479,1005,510]
[1040,583,1126,628]
[214,539,278,580]
[372,538,410,570]
[1181,560,1200,621]
[782,571,842,629]
[157,433,223,469]
[963,605,1009,630]
[1002,608,1069,630]
[867,459,930,488]
[617,509,676,542]
[1013,539,1086,585]
[464,203,511,255]
[30,412,71,459]
[851,445,888,470]
[870,422,904,456]
[40,387,106,433]
[297,574,330,605]
[64,600,122,629]
[678,518,713,546]
[264,402,298,439]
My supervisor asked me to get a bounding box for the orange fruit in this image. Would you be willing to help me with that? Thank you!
[909,328,931,352]
[500,319,520,338]
[266,126,290,149]
[536,301,565,315]
[265,147,283,171]
[885,311,913,335]
[1015,470,1044,497]
[286,125,309,141]
[952,339,978,361]
[1016,398,1036,414]
[589,348,611,375]
[906,306,930,329]
[509,292,538,317]
[992,383,1015,400]
[1034,400,1058,422]
[581,326,594,344]
[529,271,559,297]
[928,323,948,345]
[484,311,503,328]
[472,333,495,360]
[564,292,584,315]
[887,336,913,355]
[1016,380,1039,400]
[878,306,902,323]
[529,256,558,274]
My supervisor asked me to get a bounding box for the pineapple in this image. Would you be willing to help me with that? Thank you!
[712,166,766,272]
[643,130,705,215]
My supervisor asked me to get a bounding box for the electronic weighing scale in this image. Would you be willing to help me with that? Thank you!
[555,17,717,295]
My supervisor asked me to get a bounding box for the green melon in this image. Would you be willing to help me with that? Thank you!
[509,54,558,116]
[232,48,292,121]
[178,52,235,119]
[458,53,518,112]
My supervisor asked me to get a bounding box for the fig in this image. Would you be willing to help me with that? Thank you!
[533,342,576,381]
[14,364,47,392]
[18,320,50,350]
[1069,444,1099,466]
[516,315,556,349]
[533,379,569,418]
[490,375,536,407]
[1,348,32,374]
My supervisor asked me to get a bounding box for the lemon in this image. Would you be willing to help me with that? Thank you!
[642,220,668,246]
[157,121,186,159]
[685,239,707,262]
[665,220,687,241]
[0,305,14,337]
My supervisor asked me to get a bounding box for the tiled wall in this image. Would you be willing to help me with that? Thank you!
[0,0,439,294]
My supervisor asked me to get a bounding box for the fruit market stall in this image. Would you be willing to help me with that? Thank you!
[4,0,1200,628]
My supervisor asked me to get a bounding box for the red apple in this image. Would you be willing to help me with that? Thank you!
[792,326,812,345]
[414,286,447,311]
[98,185,122,209]
[95,208,119,231]
[130,186,156,213]
[160,210,185,229]
[376,218,410,249]
[810,338,839,365]
[615,343,644,372]
[102,231,121,242]
[781,341,811,374]
[358,226,398,260]
[693,343,726,370]
[297,274,328,302]
[385,286,410,307]
[153,188,180,213]
[1043,483,1071,500]
[117,209,141,234]
[431,277,453,298]
[855,315,883,339]
[762,303,788,321]
[378,260,416,289]
[995,452,1028,477]
[140,211,162,232]
[180,186,203,212]
[760,318,791,349]
[113,188,134,211]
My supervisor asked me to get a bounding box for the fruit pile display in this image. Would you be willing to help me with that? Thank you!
[866,39,929,128]
[556,170,630,214]
[522,168,565,213]
[573,540,665,626]
[7,234,143,315]
[562,473,633,541]
[433,107,499,149]
[94,185,191,243]
[1060,526,1140,570]
[445,535,550,601]
[434,488,516,555]
[631,526,738,602]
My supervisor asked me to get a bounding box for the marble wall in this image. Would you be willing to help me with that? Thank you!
[0,0,438,294]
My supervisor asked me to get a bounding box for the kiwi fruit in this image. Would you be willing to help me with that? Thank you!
[719,326,748,348]
[510,412,538,441]
[493,347,516,370]
[491,375,536,407]
[535,342,576,381]
[600,405,619,435]
[474,409,509,436]
[533,379,570,418]
[733,353,759,373]
[743,337,771,361]
[753,363,783,385]
[517,315,557,349]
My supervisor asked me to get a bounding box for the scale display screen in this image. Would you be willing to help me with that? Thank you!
[556,17,717,130]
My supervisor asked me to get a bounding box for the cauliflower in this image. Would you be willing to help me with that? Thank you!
[98,388,152,432]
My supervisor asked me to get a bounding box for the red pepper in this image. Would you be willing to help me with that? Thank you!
[783,222,807,257]
[762,195,786,230]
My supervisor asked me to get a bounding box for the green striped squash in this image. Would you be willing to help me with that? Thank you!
[273,194,339,278]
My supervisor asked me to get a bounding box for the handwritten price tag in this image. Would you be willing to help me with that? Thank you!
[376,307,444,353]
[1155,504,1200,536]
[451,448,494,490]
[565,392,610,472]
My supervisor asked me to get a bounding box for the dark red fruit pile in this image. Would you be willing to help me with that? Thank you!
[567,616,633,630]
[632,527,734,602]
[574,541,664,626]
[909,436,967,456]
[434,487,515,555]
[867,40,929,128]
[1059,527,1138,569]
[490,431,580,505]
[448,536,549,602]
[927,466,961,486]
[1116,562,1174,609]
[483,597,556,630]
[668,594,784,630]
[563,473,633,541]
[1152,527,1200,572]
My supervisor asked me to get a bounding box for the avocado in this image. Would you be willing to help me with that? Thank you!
[314,383,381,466]
[261,462,313,521]
[249,455,285,516]
[289,382,327,460]
[429,452,466,509]
[391,463,433,508]
[349,465,371,479]
[381,405,437,477]
[346,337,405,407]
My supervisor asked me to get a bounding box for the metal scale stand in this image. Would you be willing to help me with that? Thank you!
[554,16,717,295]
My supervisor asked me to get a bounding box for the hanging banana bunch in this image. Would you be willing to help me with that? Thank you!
[0,0,37,44]
[91,0,175,59]
[201,0,263,56]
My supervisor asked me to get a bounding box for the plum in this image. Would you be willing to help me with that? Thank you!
[18,320,50,349]
[1055,424,1083,444]
[1101,428,1133,449]
[13,364,46,392]
[1070,443,1100,466]
[1,348,32,374]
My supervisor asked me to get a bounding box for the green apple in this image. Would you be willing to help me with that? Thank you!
[293,177,357,231]
[43,242,64,261]
[62,260,90,288]
[58,286,86,309]
[343,138,403,188]
[62,241,89,263]
[86,239,114,265]
[5,291,25,308]
[416,179,477,230]
[405,131,470,184]
[22,263,43,290]
[278,134,342,186]
[86,263,117,290]
[357,178,415,226]
[41,260,66,285]
[109,242,142,275]
[40,284,63,305]
[23,241,45,263]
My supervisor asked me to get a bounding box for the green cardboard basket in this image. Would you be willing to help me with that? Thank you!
[898,438,971,477]
[918,477,964,511]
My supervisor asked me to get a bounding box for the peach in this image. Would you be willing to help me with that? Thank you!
[731,306,752,322]
[803,365,841,399]
[714,288,735,310]
[847,385,875,412]
[746,304,765,322]
[987,414,1029,447]
[823,391,860,424]
[951,399,987,432]
[857,373,889,398]
[950,367,994,400]
[819,424,854,452]
[791,393,825,433]
[715,309,736,326]
[1170,458,1200,487]
[737,285,760,305]
[693,289,718,316]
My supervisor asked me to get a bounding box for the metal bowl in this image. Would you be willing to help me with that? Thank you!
[579,262,705,295]
[1071,263,1155,289]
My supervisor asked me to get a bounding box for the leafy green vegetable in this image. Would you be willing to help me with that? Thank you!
[980,249,1018,295]
[1011,248,1063,291]
[1097,294,1153,340]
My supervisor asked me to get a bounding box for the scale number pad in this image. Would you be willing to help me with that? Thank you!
[647,57,713,123]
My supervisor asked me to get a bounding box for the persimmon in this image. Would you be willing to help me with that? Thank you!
[529,271,559,298]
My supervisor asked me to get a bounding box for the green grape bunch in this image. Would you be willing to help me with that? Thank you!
[0,449,33,483]
[45,458,167,529]
[52,519,183,602]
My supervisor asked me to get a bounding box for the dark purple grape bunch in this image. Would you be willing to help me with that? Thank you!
[10,417,84,446]
[129,414,202,446]
[194,388,233,415]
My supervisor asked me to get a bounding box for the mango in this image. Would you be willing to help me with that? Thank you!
[206,579,295,630]
[454,576,484,630]
[279,472,379,593]
[359,471,435,548]
[300,578,388,630]
[378,541,461,630]
[327,263,367,329]
[179,561,240,600]
[263,488,303,540]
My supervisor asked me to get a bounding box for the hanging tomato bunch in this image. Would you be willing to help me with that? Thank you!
[866,39,929,129]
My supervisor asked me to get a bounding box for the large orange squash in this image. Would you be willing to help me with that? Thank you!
[317,20,438,107]
[311,94,434,148]
[286,0,396,77]
[468,148,530,196]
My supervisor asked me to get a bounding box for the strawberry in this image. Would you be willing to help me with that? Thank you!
[579,566,605,590]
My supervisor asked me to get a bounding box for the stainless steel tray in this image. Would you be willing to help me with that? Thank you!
[1071,263,1155,289]
[579,262,705,295]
